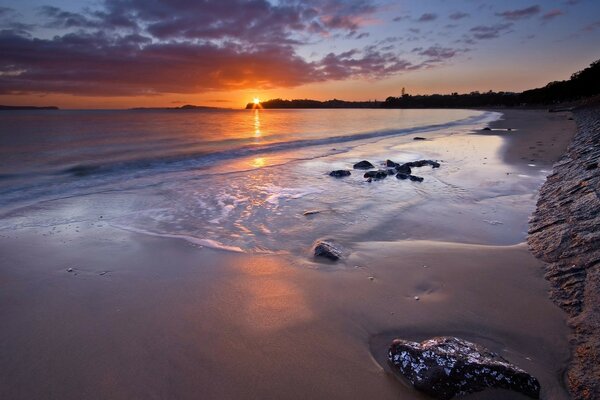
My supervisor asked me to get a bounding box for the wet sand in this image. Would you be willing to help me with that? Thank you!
[0,109,576,400]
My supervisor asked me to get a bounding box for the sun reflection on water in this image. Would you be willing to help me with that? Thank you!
[254,109,261,138]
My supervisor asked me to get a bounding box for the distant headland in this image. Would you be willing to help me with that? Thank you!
[129,104,225,111]
[0,105,59,110]
[247,58,599,109]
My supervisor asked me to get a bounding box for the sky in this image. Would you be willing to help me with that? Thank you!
[0,0,599,109]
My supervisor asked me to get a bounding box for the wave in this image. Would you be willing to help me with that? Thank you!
[0,111,499,210]
[57,111,496,180]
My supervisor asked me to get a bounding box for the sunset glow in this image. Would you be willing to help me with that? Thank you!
[0,1,598,108]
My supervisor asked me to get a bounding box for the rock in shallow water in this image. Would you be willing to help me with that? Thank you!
[364,170,389,179]
[353,160,375,169]
[313,240,343,261]
[329,170,351,177]
[388,336,540,400]
[395,163,412,174]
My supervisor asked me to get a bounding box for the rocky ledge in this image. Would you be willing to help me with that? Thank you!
[388,336,540,399]
[528,106,600,399]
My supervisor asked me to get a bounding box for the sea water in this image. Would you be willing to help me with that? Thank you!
[2,108,545,255]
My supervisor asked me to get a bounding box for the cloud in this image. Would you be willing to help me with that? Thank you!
[417,13,437,22]
[541,9,565,21]
[583,20,600,32]
[0,28,435,96]
[418,46,463,61]
[469,23,513,39]
[449,12,470,20]
[495,5,541,20]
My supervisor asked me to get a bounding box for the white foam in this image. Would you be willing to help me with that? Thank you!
[262,185,322,205]
[110,224,245,253]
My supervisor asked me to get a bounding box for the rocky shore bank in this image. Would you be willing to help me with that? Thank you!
[528,106,600,399]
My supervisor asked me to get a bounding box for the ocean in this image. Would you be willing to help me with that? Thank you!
[0,108,543,255]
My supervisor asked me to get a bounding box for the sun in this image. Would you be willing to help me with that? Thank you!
[253,97,260,105]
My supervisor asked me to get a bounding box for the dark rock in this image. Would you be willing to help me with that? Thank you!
[405,160,440,169]
[482,127,492,131]
[585,162,597,170]
[507,128,513,131]
[329,170,351,177]
[396,173,409,180]
[366,178,372,183]
[386,169,396,175]
[385,159,399,168]
[409,175,424,182]
[413,137,426,140]
[388,336,541,400]
[364,170,388,179]
[353,160,375,169]
[313,240,343,260]
[395,164,412,174]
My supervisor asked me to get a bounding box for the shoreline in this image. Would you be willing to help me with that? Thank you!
[0,108,579,399]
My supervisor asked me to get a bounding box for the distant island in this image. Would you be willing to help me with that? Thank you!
[130,104,225,111]
[0,105,59,110]
[247,58,599,109]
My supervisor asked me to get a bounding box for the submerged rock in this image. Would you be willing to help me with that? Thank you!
[353,160,375,169]
[389,337,540,400]
[409,175,424,182]
[329,170,351,177]
[313,240,343,261]
[364,170,388,179]
[413,136,427,140]
[396,173,409,180]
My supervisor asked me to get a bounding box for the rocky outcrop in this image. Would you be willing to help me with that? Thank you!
[313,240,343,261]
[329,170,351,177]
[388,337,540,400]
[353,160,375,169]
[528,106,600,400]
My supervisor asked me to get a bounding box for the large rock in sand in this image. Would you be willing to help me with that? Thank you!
[388,336,540,400]
[313,240,343,261]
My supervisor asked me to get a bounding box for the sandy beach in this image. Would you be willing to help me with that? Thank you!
[0,109,577,400]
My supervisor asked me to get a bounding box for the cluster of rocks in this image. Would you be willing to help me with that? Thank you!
[528,106,600,399]
[328,158,440,183]
[388,336,541,399]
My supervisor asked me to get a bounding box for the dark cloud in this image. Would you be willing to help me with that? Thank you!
[541,9,565,20]
[393,14,410,22]
[417,13,437,22]
[417,46,466,62]
[469,23,513,39]
[0,27,437,96]
[0,0,470,97]
[39,6,101,29]
[0,7,14,17]
[449,12,470,20]
[495,5,541,20]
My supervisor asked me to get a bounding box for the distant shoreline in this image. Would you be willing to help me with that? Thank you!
[0,105,59,110]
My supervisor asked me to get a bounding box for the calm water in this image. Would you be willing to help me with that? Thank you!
[0,108,543,255]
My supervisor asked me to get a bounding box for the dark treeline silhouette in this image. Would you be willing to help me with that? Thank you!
[247,59,600,109]
[248,98,383,109]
